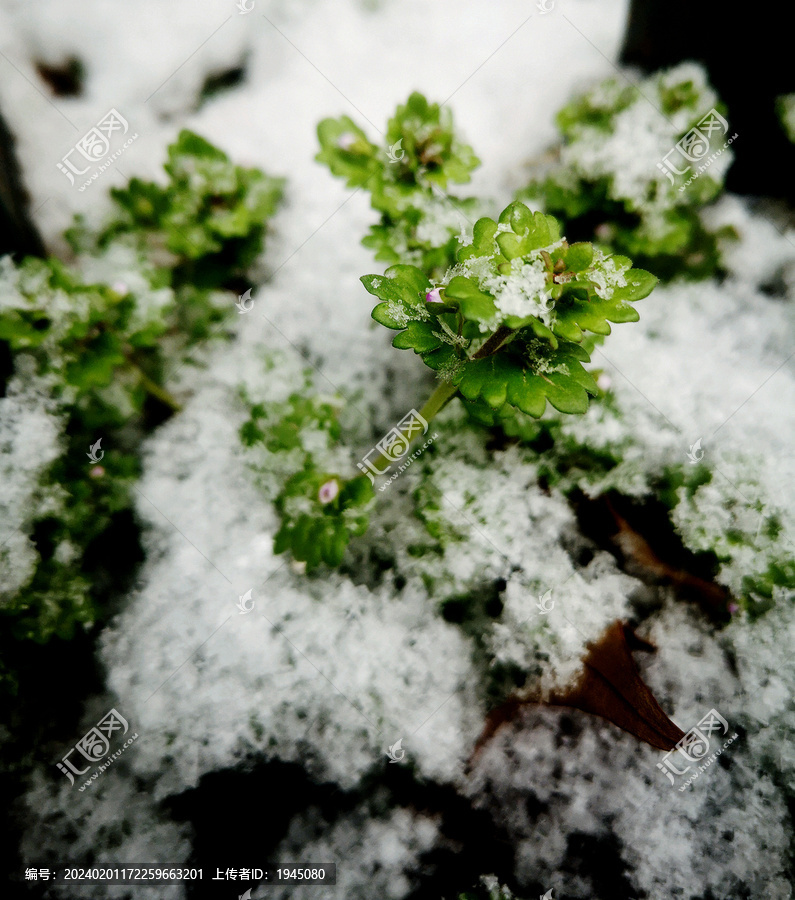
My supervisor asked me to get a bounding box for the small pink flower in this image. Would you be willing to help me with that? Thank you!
[595,223,613,241]
[596,373,612,391]
[338,132,356,151]
[318,479,340,504]
[111,281,129,296]
[89,465,105,478]
[728,602,740,615]
[425,288,442,304]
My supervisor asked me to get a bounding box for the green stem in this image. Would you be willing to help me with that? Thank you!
[365,379,458,477]
[417,378,459,423]
[364,325,515,480]
[472,324,514,359]
[123,351,182,413]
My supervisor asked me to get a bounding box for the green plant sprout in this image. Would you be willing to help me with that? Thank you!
[240,391,373,569]
[0,131,283,662]
[251,197,655,569]
[68,129,284,342]
[317,91,481,279]
[776,93,795,144]
[518,63,737,281]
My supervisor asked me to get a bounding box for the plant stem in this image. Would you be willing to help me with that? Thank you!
[417,379,459,423]
[364,325,514,481]
[363,379,458,478]
[472,324,514,359]
[123,351,182,413]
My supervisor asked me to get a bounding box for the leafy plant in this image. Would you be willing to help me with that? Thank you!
[317,91,481,279]
[518,63,737,281]
[0,131,284,661]
[256,195,655,570]
[240,390,374,570]
[363,201,655,422]
[0,255,177,421]
[69,130,284,290]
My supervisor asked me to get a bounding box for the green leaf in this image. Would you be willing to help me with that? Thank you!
[363,265,433,329]
[496,230,523,261]
[339,475,375,508]
[316,115,379,187]
[565,242,594,272]
[362,265,431,304]
[443,275,497,323]
[611,268,658,302]
[392,321,444,353]
[496,204,561,253]
[457,217,498,261]
[551,315,583,343]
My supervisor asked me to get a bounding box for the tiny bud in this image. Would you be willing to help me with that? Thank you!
[318,479,340,504]
[728,602,740,615]
[596,373,612,391]
[338,132,357,151]
[595,223,612,241]
[425,288,442,304]
[89,465,105,478]
[111,281,129,296]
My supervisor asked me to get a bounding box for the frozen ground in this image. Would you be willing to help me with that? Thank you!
[2,0,794,897]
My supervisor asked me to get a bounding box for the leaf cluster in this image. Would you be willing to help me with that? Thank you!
[69,130,284,291]
[317,92,480,278]
[362,201,656,421]
[519,64,736,280]
[240,392,373,570]
[0,131,283,651]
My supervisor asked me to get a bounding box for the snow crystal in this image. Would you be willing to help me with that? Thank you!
[588,251,628,299]
[0,360,66,601]
[271,801,439,900]
[488,258,551,322]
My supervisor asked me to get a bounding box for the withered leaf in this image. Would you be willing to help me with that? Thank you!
[473,621,685,760]
[547,621,684,750]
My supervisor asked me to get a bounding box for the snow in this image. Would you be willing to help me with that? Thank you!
[3,0,794,898]
[271,801,439,900]
[469,601,794,899]
[0,359,66,601]
[588,250,628,299]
